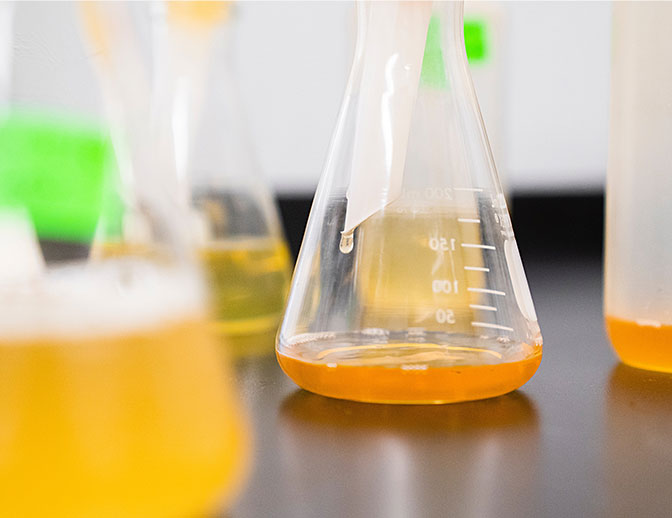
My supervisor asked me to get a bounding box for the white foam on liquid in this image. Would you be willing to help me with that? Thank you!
[0,259,205,341]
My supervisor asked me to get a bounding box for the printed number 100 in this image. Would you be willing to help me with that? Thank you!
[432,280,459,294]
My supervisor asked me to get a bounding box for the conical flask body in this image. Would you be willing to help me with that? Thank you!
[139,3,292,353]
[277,0,542,404]
[0,4,250,515]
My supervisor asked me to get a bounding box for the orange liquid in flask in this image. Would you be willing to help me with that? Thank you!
[278,209,542,404]
[606,316,672,373]
[278,343,541,404]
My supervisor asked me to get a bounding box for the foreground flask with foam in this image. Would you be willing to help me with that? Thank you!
[0,3,249,516]
[277,0,542,404]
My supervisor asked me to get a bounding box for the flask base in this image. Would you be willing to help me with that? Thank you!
[277,341,541,404]
[606,316,672,373]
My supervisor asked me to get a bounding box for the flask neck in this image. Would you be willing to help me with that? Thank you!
[340,0,471,236]
[436,1,466,56]
[157,6,261,195]
[353,0,467,83]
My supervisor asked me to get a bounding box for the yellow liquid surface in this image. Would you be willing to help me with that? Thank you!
[93,237,291,347]
[200,237,291,336]
[0,319,249,518]
[278,343,542,404]
[606,316,672,372]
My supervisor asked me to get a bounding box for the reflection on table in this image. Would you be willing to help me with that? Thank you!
[276,389,540,517]
[605,364,672,517]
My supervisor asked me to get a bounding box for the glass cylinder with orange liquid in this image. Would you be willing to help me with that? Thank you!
[277,1,542,404]
[605,2,672,373]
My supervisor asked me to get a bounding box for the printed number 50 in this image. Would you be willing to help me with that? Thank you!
[435,309,456,324]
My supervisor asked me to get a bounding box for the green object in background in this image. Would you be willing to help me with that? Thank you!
[464,18,489,64]
[0,111,113,243]
[421,16,490,88]
[421,15,448,89]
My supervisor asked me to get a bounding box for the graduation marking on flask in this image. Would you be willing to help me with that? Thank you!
[461,243,496,250]
[470,304,497,312]
[469,287,506,296]
[472,322,514,332]
[427,232,460,325]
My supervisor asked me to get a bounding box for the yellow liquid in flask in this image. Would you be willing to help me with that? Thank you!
[0,268,249,517]
[357,207,484,332]
[201,237,291,336]
[278,208,542,404]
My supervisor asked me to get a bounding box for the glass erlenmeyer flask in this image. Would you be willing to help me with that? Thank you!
[277,0,542,404]
[0,3,249,516]
[158,1,292,355]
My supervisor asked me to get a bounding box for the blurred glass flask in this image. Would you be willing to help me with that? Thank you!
[605,2,672,373]
[277,0,542,404]
[0,3,249,516]
[160,1,292,353]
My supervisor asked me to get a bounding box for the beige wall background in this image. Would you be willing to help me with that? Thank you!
[7,1,612,195]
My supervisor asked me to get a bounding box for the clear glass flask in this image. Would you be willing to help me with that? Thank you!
[0,3,249,516]
[605,2,672,373]
[157,1,292,355]
[277,0,542,404]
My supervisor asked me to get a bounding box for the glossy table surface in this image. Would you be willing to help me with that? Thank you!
[229,257,672,518]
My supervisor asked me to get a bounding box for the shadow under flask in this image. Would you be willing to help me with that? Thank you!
[276,0,542,404]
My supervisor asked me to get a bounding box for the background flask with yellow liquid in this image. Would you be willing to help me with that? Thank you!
[277,2,542,404]
[200,237,291,335]
[192,191,291,348]
[160,2,292,354]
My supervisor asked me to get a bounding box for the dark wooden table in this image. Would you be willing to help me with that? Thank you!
[230,257,672,518]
